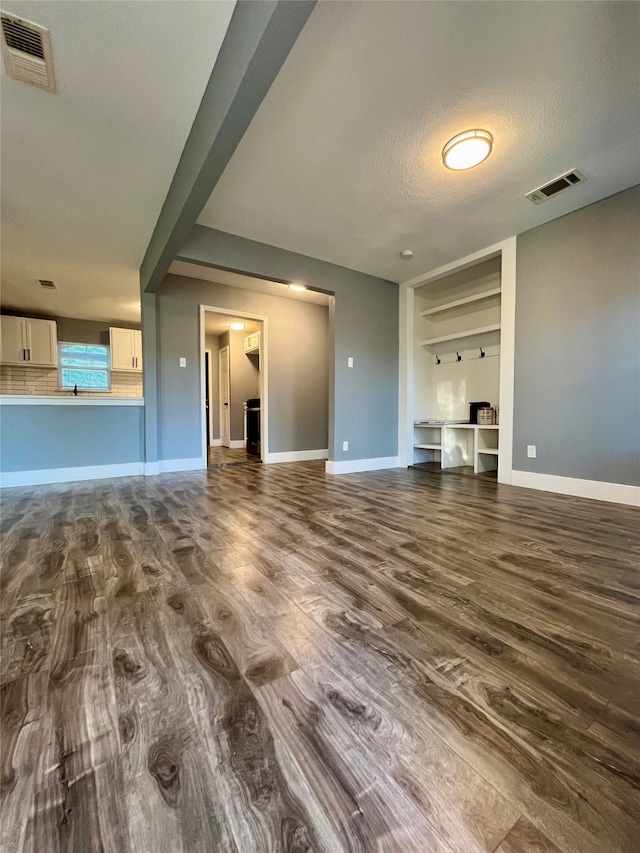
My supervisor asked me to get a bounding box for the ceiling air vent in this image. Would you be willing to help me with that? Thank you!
[1,12,56,93]
[525,169,586,205]
[39,279,57,290]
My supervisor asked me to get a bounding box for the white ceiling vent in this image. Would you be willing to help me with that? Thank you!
[39,279,57,289]
[525,169,586,205]
[1,12,56,93]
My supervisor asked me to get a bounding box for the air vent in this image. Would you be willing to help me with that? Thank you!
[526,170,586,205]
[1,12,56,93]
[39,279,57,290]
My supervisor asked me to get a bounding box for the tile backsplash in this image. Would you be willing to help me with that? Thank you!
[0,365,143,397]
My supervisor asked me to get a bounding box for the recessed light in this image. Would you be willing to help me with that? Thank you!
[289,283,307,292]
[229,322,245,331]
[442,129,493,171]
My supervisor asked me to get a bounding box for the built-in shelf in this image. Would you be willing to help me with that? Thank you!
[420,287,502,317]
[420,324,501,348]
[414,443,442,450]
[477,448,499,455]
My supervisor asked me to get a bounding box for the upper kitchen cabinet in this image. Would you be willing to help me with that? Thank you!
[109,327,142,371]
[0,316,58,366]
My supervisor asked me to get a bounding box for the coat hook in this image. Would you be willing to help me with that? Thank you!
[479,347,485,358]
[435,355,441,366]
[456,352,462,362]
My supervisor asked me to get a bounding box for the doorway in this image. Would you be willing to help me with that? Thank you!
[200,305,267,469]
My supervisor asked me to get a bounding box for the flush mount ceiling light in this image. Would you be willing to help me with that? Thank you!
[442,129,493,171]
[229,322,245,331]
[289,283,307,292]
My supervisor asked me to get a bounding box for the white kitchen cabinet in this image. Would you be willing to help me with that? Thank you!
[109,327,142,371]
[0,316,58,366]
[243,331,260,354]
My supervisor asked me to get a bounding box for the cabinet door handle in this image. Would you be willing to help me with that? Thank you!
[26,348,30,361]
[22,348,26,361]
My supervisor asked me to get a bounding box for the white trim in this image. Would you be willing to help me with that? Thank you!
[325,456,400,475]
[511,470,640,507]
[212,439,222,447]
[229,439,246,449]
[266,449,328,464]
[0,395,144,406]
[158,457,205,474]
[0,462,144,488]
[144,462,160,476]
[401,241,503,289]
[205,347,214,447]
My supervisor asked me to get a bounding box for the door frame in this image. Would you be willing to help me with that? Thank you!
[218,344,231,448]
[199,304,268,466]
[204,348,216,448]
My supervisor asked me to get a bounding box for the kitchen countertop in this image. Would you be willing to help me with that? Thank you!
[0,395,144,406]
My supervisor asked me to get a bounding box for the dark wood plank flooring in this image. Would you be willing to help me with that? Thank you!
[1,462,638,852]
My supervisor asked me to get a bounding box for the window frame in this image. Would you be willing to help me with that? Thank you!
[57,341,112,392]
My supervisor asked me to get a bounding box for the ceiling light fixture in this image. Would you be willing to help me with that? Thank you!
[289,283,307,292]
[442,129,493,171]
[229,322,245,331]
[400,249,414,259]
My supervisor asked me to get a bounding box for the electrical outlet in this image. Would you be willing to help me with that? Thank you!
[342,440,349,452]
[347,357,354,368]
[527,445,536,458]
[179,357,186,368]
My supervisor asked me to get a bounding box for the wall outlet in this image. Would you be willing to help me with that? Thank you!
[179,357,186,368]
[527,445,536,458]
[342,440,349,451]
[347,357,354,368]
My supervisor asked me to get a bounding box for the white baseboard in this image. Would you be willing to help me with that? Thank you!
[325,456,400,475]
[211,439,222,447]
[0,461,144,488]
[511,470,640,507]
[143,462,160,475]
[229,440,245,449]
[266,449,328,464]
[158,457,206,474]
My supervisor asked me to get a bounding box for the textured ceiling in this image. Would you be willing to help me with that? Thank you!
[197,1,640,281]
[204,312,261,337]
[0,0,235,322]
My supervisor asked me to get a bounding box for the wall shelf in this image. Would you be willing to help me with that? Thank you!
[477,448,499,456]
[420,324,501,348]
[420,288,501,317]
[414,443,442,450]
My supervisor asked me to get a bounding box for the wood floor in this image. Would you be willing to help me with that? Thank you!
[1,461,638,852]
[207,446,261,468]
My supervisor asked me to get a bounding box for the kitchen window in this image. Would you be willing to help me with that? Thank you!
[58,342,111,391]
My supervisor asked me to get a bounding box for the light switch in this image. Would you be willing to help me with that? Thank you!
[342,440,349,451]
[179,357,186,368]
[527,445,536,458]
[347,357,354,368]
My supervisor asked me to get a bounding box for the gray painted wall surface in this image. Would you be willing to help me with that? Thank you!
[0,405,143,472]
[155,274,329,459]
[204,334,220,441]
[220,329,259,441]
[176,227,399,461]
[513,185,640,486]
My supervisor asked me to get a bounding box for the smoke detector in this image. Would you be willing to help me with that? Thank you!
[526,169,586,205]
[1,12,56,93]
[400,249,414,259]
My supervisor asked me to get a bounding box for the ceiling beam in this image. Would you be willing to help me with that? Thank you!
[140,0,316,293]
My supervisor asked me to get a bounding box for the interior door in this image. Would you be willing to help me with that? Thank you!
[219,346,230,447]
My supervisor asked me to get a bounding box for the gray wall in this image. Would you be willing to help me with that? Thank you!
[218,329,260,441]
[0,405,143,471]
[204,333,220,441]
[513,185,640,486]
[172,226,399,461]
[155,274,330,460]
